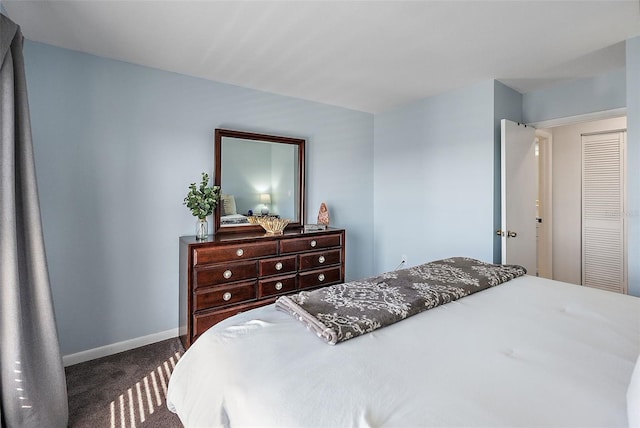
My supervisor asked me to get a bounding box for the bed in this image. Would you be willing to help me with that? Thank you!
[219,194,251,225]
[166,259,640,427]
[220,213,250,225]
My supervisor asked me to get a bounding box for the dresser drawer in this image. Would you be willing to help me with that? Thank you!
[194,280,257,311]
[299,249,341,271]
[193,299,272,338]
[194,260,257,288]
[259,255,297,277]
[299,265,343,290]
[258,274,297,298]
[193,241,278,265]
[280,233,342,254]
[193,307,237,339]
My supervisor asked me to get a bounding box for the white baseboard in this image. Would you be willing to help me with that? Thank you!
[62,328,180,367]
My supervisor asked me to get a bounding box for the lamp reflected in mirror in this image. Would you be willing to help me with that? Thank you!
[260,193,271,215]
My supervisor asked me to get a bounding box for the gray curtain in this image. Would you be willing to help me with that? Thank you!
[0,14,68,428]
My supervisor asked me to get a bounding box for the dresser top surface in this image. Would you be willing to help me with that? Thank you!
[180,227,344,246]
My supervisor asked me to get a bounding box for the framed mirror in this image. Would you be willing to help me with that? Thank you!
[214,129,305,233]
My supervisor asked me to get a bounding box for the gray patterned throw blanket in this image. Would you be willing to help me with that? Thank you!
[275,257,526,344]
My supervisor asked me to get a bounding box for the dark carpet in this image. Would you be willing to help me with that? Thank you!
[65,337,184,427]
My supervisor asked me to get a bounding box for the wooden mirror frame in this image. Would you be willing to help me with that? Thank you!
[214,128,306,234]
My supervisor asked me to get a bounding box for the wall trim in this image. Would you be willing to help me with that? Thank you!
[62,328,179,367]
[529,107,627,129]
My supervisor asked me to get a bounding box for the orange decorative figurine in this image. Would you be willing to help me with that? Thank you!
[317,202,330,225]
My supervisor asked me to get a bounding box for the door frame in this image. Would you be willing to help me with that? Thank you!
[535,129,553,278]
[529,108,627,288]
[529,107,626,129]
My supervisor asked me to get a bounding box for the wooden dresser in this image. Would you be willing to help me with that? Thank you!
[179,228,345,348]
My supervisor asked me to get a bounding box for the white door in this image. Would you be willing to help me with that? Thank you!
[501,119,537,274]
[582,131,627,293]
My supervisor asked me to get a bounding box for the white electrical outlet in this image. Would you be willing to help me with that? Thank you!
[401,255,407,264]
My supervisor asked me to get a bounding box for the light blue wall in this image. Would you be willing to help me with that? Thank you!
[23,41,374,355]
[626,36,640,297]
[522,69,626,124]
[493,81,523,263]
[373,80,495,273]
[373,99,426,272]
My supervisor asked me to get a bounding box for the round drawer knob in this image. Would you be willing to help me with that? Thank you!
[223,292,232,301]
[223,270,232,279]
[310,240,317,247]
[318,274,325,282]
[236,248,244,256]
[275,262,283,271]
[318,256,326,264]
[275,282,283,290]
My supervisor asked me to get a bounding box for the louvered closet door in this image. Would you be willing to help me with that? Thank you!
[581,131,627,294]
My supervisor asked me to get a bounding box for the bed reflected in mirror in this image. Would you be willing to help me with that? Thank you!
[214,129,305,233]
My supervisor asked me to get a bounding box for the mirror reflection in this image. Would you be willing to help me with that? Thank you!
[220,137,299,225]
[214,129,305,233]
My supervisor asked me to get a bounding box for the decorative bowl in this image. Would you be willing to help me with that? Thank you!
[247,216,290,235]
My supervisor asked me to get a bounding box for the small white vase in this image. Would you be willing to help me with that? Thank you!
[196,218,208,240]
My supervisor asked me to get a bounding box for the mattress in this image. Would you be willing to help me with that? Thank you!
[166,275,640,427]
[220,214,249,225]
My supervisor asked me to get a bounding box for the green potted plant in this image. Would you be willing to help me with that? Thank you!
[184,172,220,240]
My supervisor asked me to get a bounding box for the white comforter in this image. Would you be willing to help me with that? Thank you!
[167,275,640,427]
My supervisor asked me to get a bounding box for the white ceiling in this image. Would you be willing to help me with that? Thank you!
[3,1,640,114]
